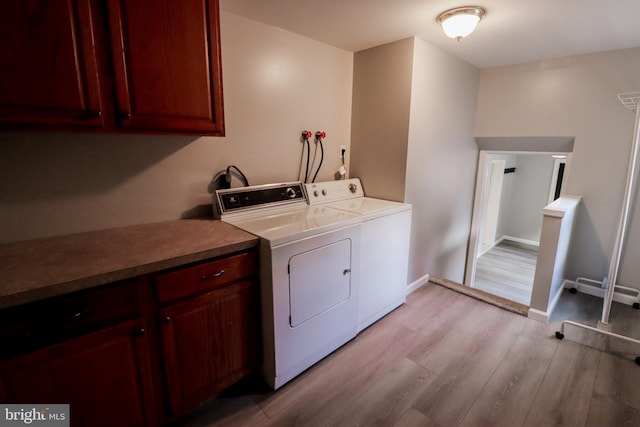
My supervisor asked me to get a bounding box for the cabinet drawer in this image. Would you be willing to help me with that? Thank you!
[156,251,257,304]
[0,280,141,359]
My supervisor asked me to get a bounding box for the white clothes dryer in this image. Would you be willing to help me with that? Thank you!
[306,178,412,332]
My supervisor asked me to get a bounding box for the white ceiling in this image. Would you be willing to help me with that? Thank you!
[220,0,640,69]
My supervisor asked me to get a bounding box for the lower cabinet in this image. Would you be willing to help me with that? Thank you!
[0,319,154,427]
[0,249,259,426]
[159,280,257,416]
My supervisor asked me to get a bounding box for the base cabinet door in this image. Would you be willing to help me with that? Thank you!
[0,320,154,427]
[159,280,257,416]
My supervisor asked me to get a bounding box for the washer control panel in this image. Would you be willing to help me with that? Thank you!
[305,178,365,204]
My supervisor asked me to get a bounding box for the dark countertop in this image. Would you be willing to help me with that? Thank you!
[0,218,259,310]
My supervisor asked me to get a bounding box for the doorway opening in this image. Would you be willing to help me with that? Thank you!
[465,151,572,305]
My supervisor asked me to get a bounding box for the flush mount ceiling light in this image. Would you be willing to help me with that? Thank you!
[437,6,486,41]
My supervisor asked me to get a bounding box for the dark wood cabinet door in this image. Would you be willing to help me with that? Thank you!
[0,320,155,427]
[160,280,256,416]
[0,0,105,127]
[106,0,224,135]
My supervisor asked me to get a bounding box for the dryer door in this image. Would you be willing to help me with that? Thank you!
[289,239,352,327]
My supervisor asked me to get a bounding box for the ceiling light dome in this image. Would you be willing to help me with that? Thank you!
[437,6,486,41]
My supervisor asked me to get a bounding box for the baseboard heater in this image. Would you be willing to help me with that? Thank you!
[567,277,640,309]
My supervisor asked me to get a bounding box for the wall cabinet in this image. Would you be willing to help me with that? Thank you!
[106,0,224,133]
[0,0,106,128]
[0,250,258,426]
[0,0,224,135]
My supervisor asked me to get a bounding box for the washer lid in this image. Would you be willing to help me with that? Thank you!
[324,197,410,216]
[222,205,360,246]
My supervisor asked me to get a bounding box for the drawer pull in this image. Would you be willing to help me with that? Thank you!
[200,270,225,281]
[134,328,146,337]
[68,310,87,321]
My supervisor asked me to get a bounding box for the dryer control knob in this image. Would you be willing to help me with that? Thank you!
[314,190,319,197]
[348,183,357,193]
[286,187,297,198]
[322,189,327,195]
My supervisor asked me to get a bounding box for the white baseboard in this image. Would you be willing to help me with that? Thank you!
[527,280,566,323]
[501,235,540,248]
[564,279,639,306]
[528,307,549,323]
[406,273,430,295]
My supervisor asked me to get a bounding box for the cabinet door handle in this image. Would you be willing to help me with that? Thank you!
[343,268,351,275]
[134,328,145,337]
[200,270,225,281]
[87,110,102,119]
[162,316,171,324]
[121,112,132,120]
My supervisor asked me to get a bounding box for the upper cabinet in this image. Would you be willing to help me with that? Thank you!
[0,0,224,136]
[0,0,106,128]
[106,0,224,134]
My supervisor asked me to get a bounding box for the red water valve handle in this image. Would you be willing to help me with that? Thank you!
[315,131,326,140]
[301,130,312,140]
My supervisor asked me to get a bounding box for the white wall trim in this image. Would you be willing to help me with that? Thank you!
[500,235,540,248]
[527,307,549,323]
[527,279,568,323]
[406,273,430,294]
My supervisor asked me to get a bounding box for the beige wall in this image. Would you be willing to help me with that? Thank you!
[404,38,480,284]
[350,37,480,284]
[349,38,413,202]
[0,11,354,243]
[475,47,640,288]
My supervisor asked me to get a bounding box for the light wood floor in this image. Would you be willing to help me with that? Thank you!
[172,283,640,427]
[474,240,538,305]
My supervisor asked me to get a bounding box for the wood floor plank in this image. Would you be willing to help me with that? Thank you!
[393,408,441,427]
[407,296,511,374]
[593,352,640,412]
[458,335,556,427]
[410,308,522,426]
[585,392,640,427]
[255,319,426,426]
[604,301,640,356]
[550,290,607,349]
[522,341,600,427]
[474,240,538,305]
[388,283,464,334]
[328,358,433,426]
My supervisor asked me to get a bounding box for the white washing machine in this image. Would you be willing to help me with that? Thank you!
[215,182,361,389]
[305,178,412,332]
